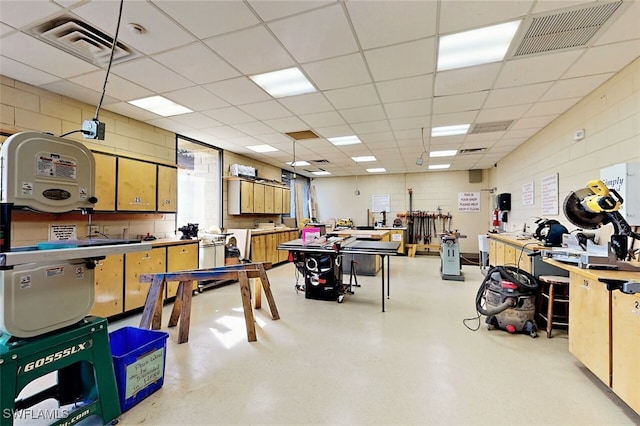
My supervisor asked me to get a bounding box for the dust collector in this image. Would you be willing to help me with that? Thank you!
[475,266,539,338]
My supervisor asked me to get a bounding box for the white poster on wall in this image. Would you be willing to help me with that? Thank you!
[372,194,390,212]
[458,192,480,212]
[522,182,534,206]
[541,174,558,215]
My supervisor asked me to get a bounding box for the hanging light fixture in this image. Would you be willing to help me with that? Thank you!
[354,174,360,196]
[416,127,428,166]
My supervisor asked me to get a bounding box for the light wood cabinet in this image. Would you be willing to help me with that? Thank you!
[265,233,279,264]
[124,247,166,311]
[611,291,640,413]
[117,157,157,211]
[91,254,123,317]
[228,179,254,214]
[251,234,267,263]
[264,185,275,213]
[93,152,116,211]
[569,274,611,386]
[157,164,177,213]
[166,242,199,299]
[283,189,291,214]
[227,178,290,216]
[274,187,284,214]
[253,183,265,214]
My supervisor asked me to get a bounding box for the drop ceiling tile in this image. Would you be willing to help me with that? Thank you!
[539,74,612,101]
[277,92,335,115]
[439,0,532,34]
[202,77,271,105]
[1,33,98,78]
[248,1,332,22]
[384,99,431,119]
[145,117,193,133]
[153,1,259,39]
[501,128,538,140]
[484,82,553,108]
[231,121,275,136]
[365,38,436,81]
[313,124,355,139]
[0,56,59,85]
[431,110,478,127]
[202,106,255,125]
[525,97,581,117]
[105,102,161,122]
[432,92,488,115]
[0,22,14,36]
[497,50,583,88]
[40,79,110,108]
[350,120,391,134]
[474,104,531,122]
[359,131,395,143]
[205,26,295,75]
[563,40,640,79]
[0,1,61,28]
[346,1,437,50]
[201,125,245,139]
[434,63,501,96]
[112,58,194,93]
[163,86,229,111]
[325,84,380,109]
[262,116,308,133]
[255,132,295,145]
[152,43,240,84]
[72,1,195,55]
[512,114,557,130]
[593,1,640,45]
[70,72,153,101]
[238,100,292,121]
[389,116,430,131]
[340,105,387,124]
[268,4,358,63]
[300,110,346,128]
[302,53,371,90]
[377,74,433,103]
[169,112,222,129]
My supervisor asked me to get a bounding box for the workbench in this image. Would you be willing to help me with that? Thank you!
[278,237,400,311]
[488,233,567,277]
[544,258,640,415]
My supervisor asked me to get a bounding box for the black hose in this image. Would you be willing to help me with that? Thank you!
[477,297,516,316]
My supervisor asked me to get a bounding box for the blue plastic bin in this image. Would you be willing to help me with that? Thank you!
[109,326,169,412]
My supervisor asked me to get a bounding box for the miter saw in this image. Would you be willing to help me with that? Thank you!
[562,179,640,270]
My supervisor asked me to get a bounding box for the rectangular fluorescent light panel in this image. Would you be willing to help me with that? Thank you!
[328,135,361,146]
[367,168,386,173]
[250,67,316,98]
[430,150,457,157]
[352,156,376,162]
[437,20,521,71]
[312,171,331,176]
[247,144,278,153]
[128,95,193,117]
[429,164,450,170]
[286,160,310,167]
[431,124,470,137]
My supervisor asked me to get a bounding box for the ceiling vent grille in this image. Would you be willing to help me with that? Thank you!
[514,1,622,56]
[469,120,513,134]
[30,17,138,66]
[460,148,487,155]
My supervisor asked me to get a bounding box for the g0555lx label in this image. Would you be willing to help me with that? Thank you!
[18,340,93,375]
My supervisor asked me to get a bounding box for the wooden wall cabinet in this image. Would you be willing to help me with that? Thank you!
[264,185,275,214]
[157,164,177,213]
[124,246,166,311]
[227,178,290,216]
[283,189,291,214]
[91,254,123,317]
[117,157,157,211]
[253,183,265,214]
[274,187,284,214]
[93,152,116,211]
[228,179,254,214]
[166,242,199,298]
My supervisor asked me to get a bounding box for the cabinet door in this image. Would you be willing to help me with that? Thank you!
[91,254,123,317]
[251,235,267,262]
[93,152,116,211]
[157,165,177,212]
[265,233,279,264]
[253,183,265,214]
[166,243,199,298]
[504,244,516,267]
[495,241,505,266]
[283,189,291,214]
[569,275,611,386]
[117,158,157,211]
[611,291,640,413]
[124,247,166,311]
[278,231,291,263]
[240,180,254,213]
[264,185,275,213]
[274,187,283,214]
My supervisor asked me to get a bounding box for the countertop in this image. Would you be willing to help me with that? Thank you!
[488,233,547,250]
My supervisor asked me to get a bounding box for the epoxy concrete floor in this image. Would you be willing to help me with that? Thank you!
[17,255,640,425]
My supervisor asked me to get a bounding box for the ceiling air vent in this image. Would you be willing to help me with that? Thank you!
[285,130,319,140]
[460,148,487,155]
[469,121,513,134]
[30,17,138,66]
[513,1,622,57]
[311,159,330,163]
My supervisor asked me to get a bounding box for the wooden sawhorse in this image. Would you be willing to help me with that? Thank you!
[138,262,279,344]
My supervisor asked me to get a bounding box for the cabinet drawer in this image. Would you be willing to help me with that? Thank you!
[166,243,199,298]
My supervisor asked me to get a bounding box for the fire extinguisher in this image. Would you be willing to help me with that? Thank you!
[492,208,500,226]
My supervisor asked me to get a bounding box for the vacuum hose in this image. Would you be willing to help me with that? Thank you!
[477,296,515,316]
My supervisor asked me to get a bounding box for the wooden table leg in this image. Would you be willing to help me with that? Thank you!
[177,280,193,344]
[140,275,166,330]
[253,277,262,309]
[238,271,257,342]
[258,263,280,320]
[168,281,185,328]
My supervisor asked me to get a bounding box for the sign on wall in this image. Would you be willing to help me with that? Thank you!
[541,173,558,215]
[49,224,77,241]
[522,181,534,206]
[372,194,390,213]
[458,192,480,212]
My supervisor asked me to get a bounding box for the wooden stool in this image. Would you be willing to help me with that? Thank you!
[537,275,570,338]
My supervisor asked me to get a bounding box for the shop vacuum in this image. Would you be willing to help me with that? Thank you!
[474,266,540,338]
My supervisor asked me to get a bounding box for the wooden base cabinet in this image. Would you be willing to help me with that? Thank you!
[611,291,640,413]
[124,247,166,311]
[166,243,199,299]
[91,254,123,317]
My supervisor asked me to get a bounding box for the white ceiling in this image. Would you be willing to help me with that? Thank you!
[1,0,639,177]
